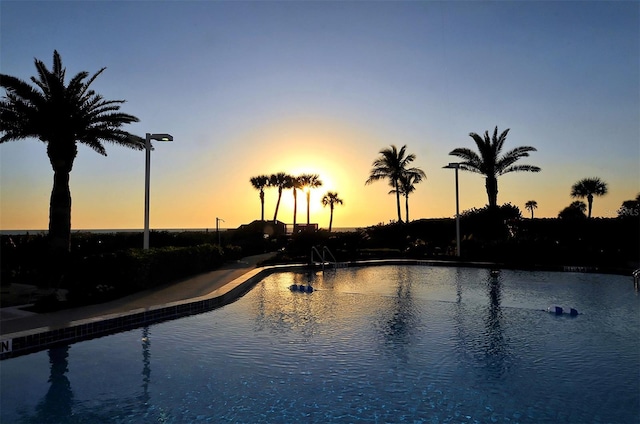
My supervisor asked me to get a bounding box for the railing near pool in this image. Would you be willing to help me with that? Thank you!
[633,268,639,291]
[311,245,338,270]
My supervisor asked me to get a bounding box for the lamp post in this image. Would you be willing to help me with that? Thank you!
[216,217,225,246]
[144,133,173,250]
[443,162,461,257]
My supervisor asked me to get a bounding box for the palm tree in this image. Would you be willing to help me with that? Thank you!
[524,200,538,219]
[449,127,540,209]
[249,175,270,221]
[321,191,344,232]
[571,177,608,218]
[0,50,142,254]
[390,169,426,222]
[289,175,304,229]
[366,145,421,223]
[298,173,323,224]
[269,172,291,222]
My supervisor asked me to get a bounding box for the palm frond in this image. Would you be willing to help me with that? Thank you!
[500,164,541,175]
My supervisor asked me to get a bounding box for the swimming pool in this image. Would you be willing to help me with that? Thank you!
[1,266,638,423]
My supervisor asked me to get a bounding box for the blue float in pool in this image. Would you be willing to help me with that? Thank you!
[290,284,313,293]
[547,306,578,316]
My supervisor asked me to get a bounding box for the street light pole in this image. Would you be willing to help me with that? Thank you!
[444,163,461,257]
[144,133,173,250]
[216,217,225,246]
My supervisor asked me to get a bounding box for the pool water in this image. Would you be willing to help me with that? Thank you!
[2,266,638,423]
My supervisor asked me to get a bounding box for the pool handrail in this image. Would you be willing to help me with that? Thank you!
[311,245,338,270]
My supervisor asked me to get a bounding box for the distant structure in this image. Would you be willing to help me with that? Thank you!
[237,220,287,237]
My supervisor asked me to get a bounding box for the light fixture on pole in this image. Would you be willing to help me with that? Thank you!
[144,133,173,250]
[216,217,225,246]
[443,162,461,257]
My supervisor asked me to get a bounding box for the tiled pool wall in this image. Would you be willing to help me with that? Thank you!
[0,259,634,360]
[0,266,284,360]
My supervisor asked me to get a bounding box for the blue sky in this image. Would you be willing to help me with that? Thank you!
[1,1,638,230]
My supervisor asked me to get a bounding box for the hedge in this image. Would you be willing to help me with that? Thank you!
[66,244,224,305]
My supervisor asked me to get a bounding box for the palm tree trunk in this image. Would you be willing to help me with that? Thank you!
[49,169,72,253]
[293,189,298,228]
[306,191,311,224]
[587,194,593,218]
[260,191,265,221]
[405,195,409,223]
[394,179,402,222]
[273,188,282,221]
[329,205,334,232]
[485,176,498,208]
[47,142,76,254]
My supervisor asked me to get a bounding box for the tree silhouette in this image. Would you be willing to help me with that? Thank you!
[250,175,270,221]
[269,172,292,222]
[389,169,426,223]
[617,193,640,217]
[558,200,587,220]
[289,175,304,229]
[321,191,344,232]
[449,127,540,208]
[524,200,538,219]
[571,177,608,218]
[298,174,323,225]
[0,50,142,254]
[366,145,421,223]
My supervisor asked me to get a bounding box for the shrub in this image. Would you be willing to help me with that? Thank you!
[67,244,224,305]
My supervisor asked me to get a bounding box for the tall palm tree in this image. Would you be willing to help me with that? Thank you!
[299,173,323,224]
[321,191,344,232]
[571,177,608,218]
[0,50,142,254]
[524,200,538,219]
[289,175,304,229]
[389,168,426,223]
[269,172,291,222]
[366,144,420,223]
[449,127,540,209]
[249,175,270,221]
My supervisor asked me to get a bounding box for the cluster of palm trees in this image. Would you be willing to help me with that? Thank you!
[365,145,426,223]
[526,177,610,220]
[1,50,623,256]
[365,127,542,223]
[250,173,344,231]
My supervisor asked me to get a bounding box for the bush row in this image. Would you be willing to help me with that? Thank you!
[65,244,225,305]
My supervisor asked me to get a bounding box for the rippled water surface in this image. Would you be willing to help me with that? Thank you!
[2,266,638,423]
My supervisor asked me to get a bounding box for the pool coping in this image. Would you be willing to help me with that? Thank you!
[0,258,631,360]
[0,263,306,360]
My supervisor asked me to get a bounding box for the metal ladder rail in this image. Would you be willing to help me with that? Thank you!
[310,245,338,270]
[322,246,337,269]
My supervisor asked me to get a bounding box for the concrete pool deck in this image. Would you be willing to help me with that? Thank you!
[0,252,281,359]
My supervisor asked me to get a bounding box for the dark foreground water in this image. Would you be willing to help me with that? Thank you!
[1,266,638,423]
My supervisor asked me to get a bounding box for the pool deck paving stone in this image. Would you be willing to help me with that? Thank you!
[0,252,280,358]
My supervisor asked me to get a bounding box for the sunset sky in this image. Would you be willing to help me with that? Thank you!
[1,1,638,231]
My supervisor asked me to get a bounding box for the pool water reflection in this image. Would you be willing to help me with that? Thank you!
[1,266,638,423]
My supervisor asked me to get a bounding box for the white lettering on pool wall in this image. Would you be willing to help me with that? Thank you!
[1,339,12,353]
